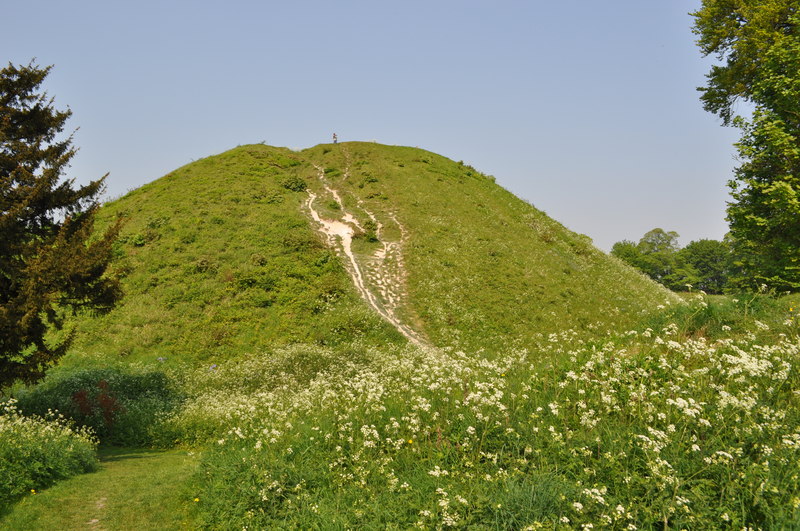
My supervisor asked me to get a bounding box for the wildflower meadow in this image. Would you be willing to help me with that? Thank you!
[172,295,800,529]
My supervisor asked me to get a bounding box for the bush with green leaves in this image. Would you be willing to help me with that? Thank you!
[14,366,183,446]
[279,174,307,192]
[0,400,97,510]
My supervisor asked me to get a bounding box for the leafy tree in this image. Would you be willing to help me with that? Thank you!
[1,62,121,387]
[638,228,680,255]
[677,238,734,294]
[610,239,642,268]
[613,229,737,293]
[612,229,695,290]
[693,1,800,290]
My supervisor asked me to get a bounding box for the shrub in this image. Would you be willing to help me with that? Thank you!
[14,366,183,446]
[279,175,307,192]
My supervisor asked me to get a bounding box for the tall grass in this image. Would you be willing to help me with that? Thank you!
[6,295,800,528]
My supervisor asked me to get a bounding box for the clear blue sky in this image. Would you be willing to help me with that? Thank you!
[4,0,738,250]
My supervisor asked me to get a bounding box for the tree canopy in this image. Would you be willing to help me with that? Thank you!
[611,229,734,293]
[693,1,800,291]
[0,61,121,387]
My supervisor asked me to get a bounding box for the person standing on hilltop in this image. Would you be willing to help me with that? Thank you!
[333,133,338,144]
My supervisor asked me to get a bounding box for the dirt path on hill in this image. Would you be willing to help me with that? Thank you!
[305,165,427,347]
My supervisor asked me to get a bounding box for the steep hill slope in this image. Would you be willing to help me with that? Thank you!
[12,144,799,531]
[301,142,676,353]
[68,145,403,365]
[65,142,675,365]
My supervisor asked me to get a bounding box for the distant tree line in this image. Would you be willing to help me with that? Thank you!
[611,229,735,294]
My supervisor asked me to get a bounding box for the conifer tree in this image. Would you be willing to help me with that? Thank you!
[1,61,120,387]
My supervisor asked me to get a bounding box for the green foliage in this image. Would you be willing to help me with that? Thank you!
[612,229,735,293]
[638,227,680,255]
[0,400,97,510]
[635,229,697,290]
[693,2,800,291]
[611,229,692,291]
[0,61,121,387]
[728,107,800,290]
[678,238,735,293]
[13,366,183,446]
[692,0,798,125]
[278,174,306,192]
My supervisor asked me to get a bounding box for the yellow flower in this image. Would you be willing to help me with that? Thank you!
[193,498,200,502]
[408,439,413,444]
[30,489,36,494]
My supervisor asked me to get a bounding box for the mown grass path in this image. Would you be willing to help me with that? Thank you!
[1,447,198,530]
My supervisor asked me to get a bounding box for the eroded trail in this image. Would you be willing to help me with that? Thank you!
[305,166,426,347]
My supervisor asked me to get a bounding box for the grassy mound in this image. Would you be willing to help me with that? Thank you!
[8,143,800,529]
[62,142,673,367]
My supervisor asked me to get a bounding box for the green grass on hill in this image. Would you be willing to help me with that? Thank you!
[301,142,676,353]
[61,142,674,368]
[4,141,727,529]
[4,137,799,529]
[64,144,402,368]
